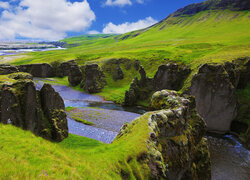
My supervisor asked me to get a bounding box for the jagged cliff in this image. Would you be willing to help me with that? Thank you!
[0,72,68,142]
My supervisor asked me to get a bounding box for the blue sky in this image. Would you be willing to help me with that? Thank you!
[0,0,204,40]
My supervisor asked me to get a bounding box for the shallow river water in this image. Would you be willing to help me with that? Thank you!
[35,79,250,180]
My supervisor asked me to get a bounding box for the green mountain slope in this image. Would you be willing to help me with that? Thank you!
[8,0,249,71]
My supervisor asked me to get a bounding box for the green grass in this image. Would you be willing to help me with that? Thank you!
[3,9,249,102]
[71,115,95,126]
[0,112,152,179]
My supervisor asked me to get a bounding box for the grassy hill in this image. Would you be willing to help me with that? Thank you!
[3,0,249,103]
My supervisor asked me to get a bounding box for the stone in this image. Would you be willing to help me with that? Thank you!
[68,61,82,86]
[153,63,191,91]
[81,64,106,93]
[236,57,250,89]
[0,73,68,142]
[112,64,124,81]
[118,90,210,179]
[189,63,238,133]
[40,84,68,142]
[60,60,76,77]
[18,63,55,77]
[134,60,140,71]
[0,64,19,75]
[124,63,190,106]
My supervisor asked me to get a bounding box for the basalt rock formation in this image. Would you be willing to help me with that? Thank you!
[0,73,68,142]
[124,63,190,106]
[68,61,82,86]
[153,63,191,91]
[80,64,106,93]
[118,89,211,179]
[18,63,55,77]
[189,63,238,133]
[0,64,19,75]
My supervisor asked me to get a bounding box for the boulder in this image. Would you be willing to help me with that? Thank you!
[0,64,19,75]
[153,63,191,91]
[68,61,82,86]
[189,63,238,133]
[18,63,55,77]
[81,64,106,93]
[0,73,68,142]
[118,90,210,179]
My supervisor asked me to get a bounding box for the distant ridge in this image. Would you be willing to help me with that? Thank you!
[173,0,250,17]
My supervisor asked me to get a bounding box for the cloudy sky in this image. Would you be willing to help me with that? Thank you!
[0,0,203,41]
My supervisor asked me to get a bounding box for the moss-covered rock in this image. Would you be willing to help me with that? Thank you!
[68,61,82,86]
[189,63,238,133]
[118,89,210,179]
[125,63,190,106]
[81,64,106,93]
[18,63,55,77]
[0,73,68,142]
[0,64,19,75]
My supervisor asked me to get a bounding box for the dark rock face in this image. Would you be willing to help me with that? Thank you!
[134,60,140,71]
[0,73,68,142]
[40,84,68,142]
[81,64,106,93]
[153,63,191,91]
[189,64,238,133]
[0,64,19,75]
[18,63,55,77]
[120,90,211,179]
[68,61,82,86]
[236,57,250,89]
[60,60,75,76]
[125,63,190,106]
[112,65,124,81]
[124,66,154,106]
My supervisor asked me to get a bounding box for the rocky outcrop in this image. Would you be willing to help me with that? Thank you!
[60,60,75,76]
[40,84,68,141]
[68,61,82,86]
[118,90,211,179]
[0,73,68,142]
[125,63,190,106]
[189,63,238,133]
[124,66,153,106]
[18,63,55,77]
[153,63,191,91]
[0,64,19,75]
[236,57,250,89]
[81,64,106,93]
[113,65,124,81]
[102,58,132,81]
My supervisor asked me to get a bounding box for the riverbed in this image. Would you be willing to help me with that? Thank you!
[35,79,250,180]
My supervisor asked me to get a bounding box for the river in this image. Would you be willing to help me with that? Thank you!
[0,47,66,56]
[34,78,250,180]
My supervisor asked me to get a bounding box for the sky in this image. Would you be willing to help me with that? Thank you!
[0,0,204,41]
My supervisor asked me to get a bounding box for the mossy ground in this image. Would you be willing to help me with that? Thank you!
[0,113,151,179]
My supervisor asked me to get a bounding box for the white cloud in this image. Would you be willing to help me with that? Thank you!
[104,0,132,7]
[0,2,10,9]
[0,0,95,40]
[87,30,100,34]
[102,16,157,34]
